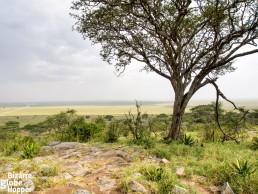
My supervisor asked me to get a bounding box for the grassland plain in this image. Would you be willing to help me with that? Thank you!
[0,105,172,116]
[1,100,258,117]
[1,100,257,126]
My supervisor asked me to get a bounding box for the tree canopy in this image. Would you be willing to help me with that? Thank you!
[71,0,258,139]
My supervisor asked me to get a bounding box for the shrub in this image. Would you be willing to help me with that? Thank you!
[251,137,258,150]
[142,165,178,194]
[45,109,77,140]
[40,165,58,177]
[230,159,257,178]
[104,115,114,121]
[153,147,171,160]
[180,134,195,146]
[21,143,40,159]
[144,165,164,181]
[65,117,102,142]
[105,120,121,143]
[23,123,48,134]
[94,116,106,128]
[5,144,19,156]
[131,139,156,149]
[21,136,35,145]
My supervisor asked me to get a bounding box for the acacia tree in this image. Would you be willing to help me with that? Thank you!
[71,0,258,139]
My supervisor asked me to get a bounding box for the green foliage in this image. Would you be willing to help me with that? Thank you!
[0,121,20,140]
[142,113,148,120]
[144,166,163,181]
[21,143,40,159]
[0,129,16,140]
[131,139,156,149]
[151,115,171,133]
[124,101,149,140]
[104,115,114,121]
[156,113,168,119]
[1,121,20,130]
[105,120,121,142]
[45,109,77,140]
[180,134,195,146]
[5,144,19,156]
[23,122,48,134]
[158,176,176,194]
[65,116,102,142]
[222,111,247,139]
[247,109,258,125]
[230,159,257,178]
[189,102,222,124]
[186,102,250,142]
[94,116,106,128]
[21,136,35,145]
[153,147,171,160]
[40,165,58,177]
[141,165,178,194]
[251,137,258,150]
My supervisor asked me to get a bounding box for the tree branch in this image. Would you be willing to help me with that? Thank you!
[209,80,249,143]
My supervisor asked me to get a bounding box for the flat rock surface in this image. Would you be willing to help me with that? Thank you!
[0,142,220,194]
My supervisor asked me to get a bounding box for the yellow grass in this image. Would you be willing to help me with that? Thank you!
[0,100,257,117]
[0,105,173,116]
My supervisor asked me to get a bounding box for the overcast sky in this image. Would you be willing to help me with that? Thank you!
[0,0,257,103]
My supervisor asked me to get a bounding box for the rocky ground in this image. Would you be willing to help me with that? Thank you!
[1,142,234,194]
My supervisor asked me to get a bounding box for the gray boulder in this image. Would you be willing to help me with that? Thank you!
[171,185,189,194]
[70,168,90,177]
[73,189,95,194]
[176,167,185,176]
[221,182,234,194]
[129,180,147,193]
[48,141,61,146]
[97,176,116,191]
[52,142,80,150]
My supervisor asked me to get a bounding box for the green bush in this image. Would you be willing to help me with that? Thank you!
[180,134,195,146]
[105,120,121,143]
[5,144,19,156]
[153,147,171,160]
[104,115,114,121]
[23,123,48,134]
[45,109,77,140]
[65,117,102,142]
[230,159,257,178]
[144,165,164,181]
[131,139,156,149]
[94,116,106,128]
[141,165,178,194]
[251,137,258,150]
[21,136,35,145]
[21,143,40,159]
[40,165,58,177]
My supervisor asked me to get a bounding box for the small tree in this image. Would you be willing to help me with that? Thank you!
[71,0,258,139]
[65,116,101,142]
[124,101,145,140]
[45,109,77,140]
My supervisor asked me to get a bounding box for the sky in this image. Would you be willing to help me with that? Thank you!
[0,0,257,103]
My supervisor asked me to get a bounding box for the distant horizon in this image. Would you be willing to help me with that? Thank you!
[0,98,258,107]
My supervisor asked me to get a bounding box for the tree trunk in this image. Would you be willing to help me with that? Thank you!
[167,90,190,140]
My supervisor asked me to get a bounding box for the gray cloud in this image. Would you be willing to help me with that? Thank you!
[0,0,257,102]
